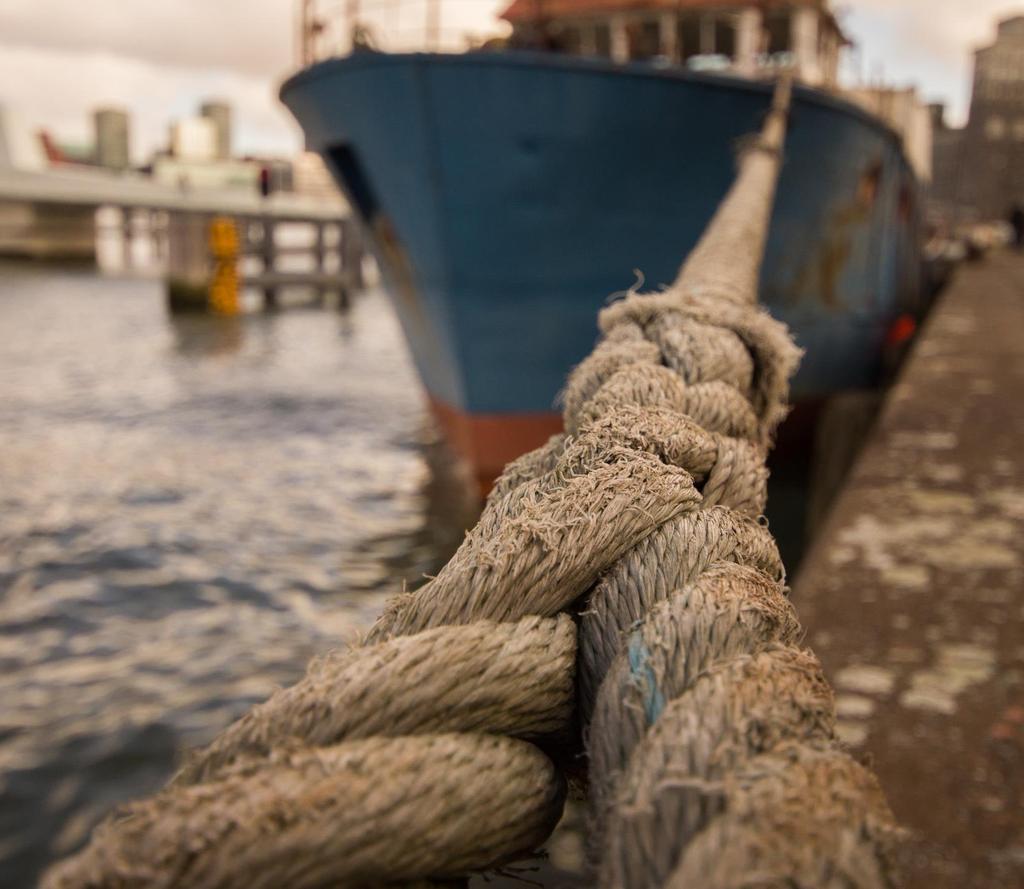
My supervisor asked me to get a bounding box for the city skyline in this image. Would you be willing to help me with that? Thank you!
[0,0,1021,161]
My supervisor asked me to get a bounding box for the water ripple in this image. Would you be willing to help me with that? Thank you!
[0,263,475,886]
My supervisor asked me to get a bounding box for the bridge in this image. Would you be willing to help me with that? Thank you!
[0,158,351,260]
[0,154,364,309]
[0,163,348,222]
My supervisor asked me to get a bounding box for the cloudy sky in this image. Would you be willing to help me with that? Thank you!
[0,0,1021,161]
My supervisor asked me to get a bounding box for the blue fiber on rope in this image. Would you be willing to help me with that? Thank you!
[627,631,666,724]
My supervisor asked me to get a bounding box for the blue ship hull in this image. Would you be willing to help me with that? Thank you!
[282,52,922,483]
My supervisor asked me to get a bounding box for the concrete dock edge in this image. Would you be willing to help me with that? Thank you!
[794,251,1024,888]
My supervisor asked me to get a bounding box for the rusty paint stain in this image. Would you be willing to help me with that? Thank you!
[789,159,883,310]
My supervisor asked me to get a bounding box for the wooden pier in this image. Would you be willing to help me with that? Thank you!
[795,251,1024,889]
[166,212,365,313]
[0,162,367,312]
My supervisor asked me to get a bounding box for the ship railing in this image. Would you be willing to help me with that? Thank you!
[296,0,804,89]
[298,0,510,64]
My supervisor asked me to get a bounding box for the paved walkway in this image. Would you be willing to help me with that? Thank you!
[795,251,1024,888]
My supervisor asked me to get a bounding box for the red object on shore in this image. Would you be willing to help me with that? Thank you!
[885,314,917,349]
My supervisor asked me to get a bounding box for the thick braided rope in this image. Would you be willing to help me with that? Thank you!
[44,616,576,889]
[44,77,900,889]
[577,81,900,887]
[43,318,769,885]
[475,77,901,887]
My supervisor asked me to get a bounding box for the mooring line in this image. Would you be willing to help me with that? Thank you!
[43,77,900,889]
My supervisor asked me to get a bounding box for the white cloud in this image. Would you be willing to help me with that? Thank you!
[0,0,1015,157]
[847,0,1014,58]
[0,0,293,79]
[839,1,1024,124]
[0,0,510,162]
[0,45,302,161]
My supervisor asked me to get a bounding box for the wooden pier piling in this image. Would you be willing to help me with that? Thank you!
[164,209,364,314]
[166,211,213,312]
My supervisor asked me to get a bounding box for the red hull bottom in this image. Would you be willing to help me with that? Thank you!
[428,397,563,495]
[428,396,833,498]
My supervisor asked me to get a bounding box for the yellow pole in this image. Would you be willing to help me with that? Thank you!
[207,216,240,316]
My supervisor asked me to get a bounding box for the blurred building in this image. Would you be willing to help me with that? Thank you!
[158,103,297,194]
[255,158,295,193]
[151,154,261,191]
[0,105,46,170]
[502,0,847,87]
[200,100,232,160]
[928,103,965,217]
[958,16,1024,217]
[93,107,130,170]
[292,151,342,199]
[170,116,218,162]
[52,141,96,166]
[847,86,933,183]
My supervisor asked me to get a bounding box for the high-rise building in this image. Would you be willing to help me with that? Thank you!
[170,117,218,162]
[0,105,47,170]
[958,16,1024,216]
[929,104,965,216]
[292,151,342,199]
[93,107,130,170]
[200,101,232,160]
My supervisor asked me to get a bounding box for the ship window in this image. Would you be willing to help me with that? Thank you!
[715,18,736,59]
[678,15,702,61]
[594,22,612,57]
[628,20,662,60]
[559,24,583,55]
[766,11,791,54]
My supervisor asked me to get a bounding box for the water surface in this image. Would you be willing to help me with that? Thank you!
[0,263,472,885]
